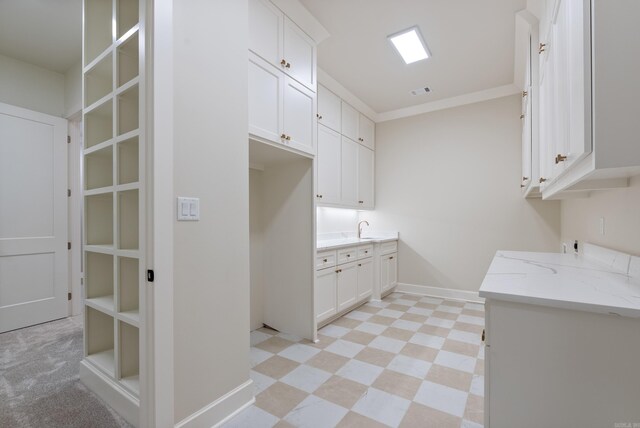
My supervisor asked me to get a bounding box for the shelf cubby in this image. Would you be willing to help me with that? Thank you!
[84,0,113,65]
[118,32,139,88]
[85,53,113,107]
[118,189,139,250]
[85,100,113,148]
[118,256,139,315]
[117,0,139,40]
[85,145,113,190]
[86,307,115,376]
[119,321,139,394]
[86,193,114,246]
[85,252,115,312]
[117,85,139,136]
[117,137,139,185]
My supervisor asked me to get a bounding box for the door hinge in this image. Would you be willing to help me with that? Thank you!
[67,242,71,250]
[67,135,71,144]
[147,269,154,282]
[68,292,72,300]
[67,189,71,197]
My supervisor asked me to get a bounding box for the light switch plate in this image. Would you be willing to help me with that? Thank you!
[177,197,200,221]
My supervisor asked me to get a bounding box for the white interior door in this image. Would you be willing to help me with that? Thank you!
[0,102,68,333]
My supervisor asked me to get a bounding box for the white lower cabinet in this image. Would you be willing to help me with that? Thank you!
[315,267,337,323]
[356,258,373,300]
[336,262,358,312]
[380,253,397,295]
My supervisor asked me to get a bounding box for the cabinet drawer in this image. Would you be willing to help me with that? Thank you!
[337,247,357,264]
[358,244,373,259]
[316,250,337,270]
[380,241,398,255]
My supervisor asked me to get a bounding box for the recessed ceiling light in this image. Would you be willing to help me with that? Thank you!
[388,26,430,65]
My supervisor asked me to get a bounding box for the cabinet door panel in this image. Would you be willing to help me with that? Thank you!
[316,269,337,323]
[317,125,341,204]
[249,0,283,66]
[318,85,341,132]
[358,114,375,150]
[283,77,315,155]
[341,101,359,143]
[357,259,373,300]
[388,254,398,289]
[283,17,316,91]
[341,137,358,207]
[337,263,358,312]
[248,54,283,143]
[380,256,390,293]
[357,145,374,209]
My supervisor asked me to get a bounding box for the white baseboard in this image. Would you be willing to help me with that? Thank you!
[79,361,139,427]
[396,283,484,303]
[175,379,254,428]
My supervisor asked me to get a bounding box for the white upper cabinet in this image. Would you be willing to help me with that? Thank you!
[317,84,341,132]
[283,77,316,154]
[341,137,359,207]
[249,0,316,92]
[317,125,341,204]
[358,114,375,150]
[248,54,283,144]
[357,145,374,209]
[341,101,359,142]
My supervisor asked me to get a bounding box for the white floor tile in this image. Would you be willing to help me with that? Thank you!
[344,310,373,321]
[378,308,404,319]
[280,365,332,393]
[470,375,484,397]
[407,307,434,316]
[448,329,482,345]
[278,343,321,363]
[325,339,366,358]
[477,346,485,360]
[425,317,455,329]
[368,335,406,354]
[250,330,273,346]
[435,305,463,314]
[284,395,349,428]
[393,299,417,307]
[409,332,445,350]
[355,322,388,335]
[319,324,351,338]
[464,303,485,312]
[391,319,422,332]
[457,314,484,326]
[434,350,476,373]
[387,354,431,379]
[250,347,274,368]
[336,359,384,386]
[420,297,443,305]
[250,370,276,395]
[462,420,484,428]
[352,387,411,427]
[277,332,303,342]
[224,405,279,428]
[367,300,389,308]
[414,380,469,417]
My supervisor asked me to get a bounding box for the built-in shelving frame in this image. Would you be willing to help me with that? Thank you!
[81,0,146,425]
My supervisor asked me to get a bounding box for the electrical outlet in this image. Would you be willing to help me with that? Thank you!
[562,243,568,253]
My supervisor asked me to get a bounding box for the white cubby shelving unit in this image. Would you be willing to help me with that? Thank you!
[81,0,145,425]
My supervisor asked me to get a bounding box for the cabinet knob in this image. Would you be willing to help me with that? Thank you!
[280,133,286,139]
[316,194,323,198]
[280,59,286,66]
[285,135,291,141]
[389,256,394,260]
[323,258,328,262]
[358,200,364,204]
[482,329,485,342]
[520,114,525,119]
[555,154,567,164]
[346,254,351,258]
[522,91,528,98]
[285,62,291,69]
[539,177,547,183]
[336,269,342,273]
[539,43,546,54]
[365,251,368,254]
[520,184,526,188]
[522,177,529,182]
[317,114,323,119]
[358,264,362,267]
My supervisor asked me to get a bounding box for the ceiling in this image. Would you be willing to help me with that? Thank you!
[299,0,527,113]
[0,0,82,73]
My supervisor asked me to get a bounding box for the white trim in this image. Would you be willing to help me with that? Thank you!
[317,68,378,122]
[376,84,520,122]
[175,380,255,428]
[270,0,329,44]
[396,283,484,303]
[68,117,83,316]
[79,361,140,427]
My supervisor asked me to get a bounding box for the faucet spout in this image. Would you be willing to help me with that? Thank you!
[358,220,370,239]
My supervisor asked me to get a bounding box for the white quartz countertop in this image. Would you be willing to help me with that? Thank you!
[479,250,640,318]
[317,232,398,251]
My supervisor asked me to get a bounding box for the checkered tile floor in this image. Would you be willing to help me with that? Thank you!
[224,292,485,428]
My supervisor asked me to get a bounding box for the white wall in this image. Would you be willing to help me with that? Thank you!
[0,53,65,117]
[250,168,264,331]
[172,0,250,423]
[367,95,561,292]
[561,175,640,256]
[64,60,82,118]
[317,207,359,235]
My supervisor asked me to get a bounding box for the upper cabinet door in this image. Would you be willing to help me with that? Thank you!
[357,145,374,209]
[283,76,316,155]
[341,137,359,206]
[283,17,316,91]
[249,0,283,66]
[358,114,375,150]
[317,125,341,204]
[248,53,283,143]
[341,101,359,142]
[317,84,341,132]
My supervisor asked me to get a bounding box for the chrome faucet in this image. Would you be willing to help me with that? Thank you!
[358,220,370,239]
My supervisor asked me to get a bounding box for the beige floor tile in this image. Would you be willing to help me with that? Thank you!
[368,315,396,326]
[372,369,422,401]
[415,302,438,310]
[381,327,414,342]
[399,343,438,362]
[399,402,462,428]
[462,309,485,318]
[336,411,389,428]
[354,347,396,367]
[342,330,376,346]
[253,355,300,379]
[442,339,480,358]
[401,294,422,301]
[255,336,296,354]
[273,421,296,428]
[308,334,337,349]
[358,305,381,314]
[307,350,350,373]
[431,311,458,320]
[441,300,466,308]
[464,393,484,424]
[453,322,484,335]
[418,324,451,338]
[400,313,428,323]
[426,364,473,391]
[333,317,363,329]
[475,359,484,376]
[314,375,368,409]
[387,303,411,312]
[255,382,308,418]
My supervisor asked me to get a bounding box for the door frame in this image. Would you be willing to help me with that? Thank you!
[67,112,83,317]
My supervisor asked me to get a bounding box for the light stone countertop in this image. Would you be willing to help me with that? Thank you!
[317,232,398,251]
[479,250,640,318]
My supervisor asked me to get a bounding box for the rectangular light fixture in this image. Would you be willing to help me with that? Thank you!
[388,26,430,64]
